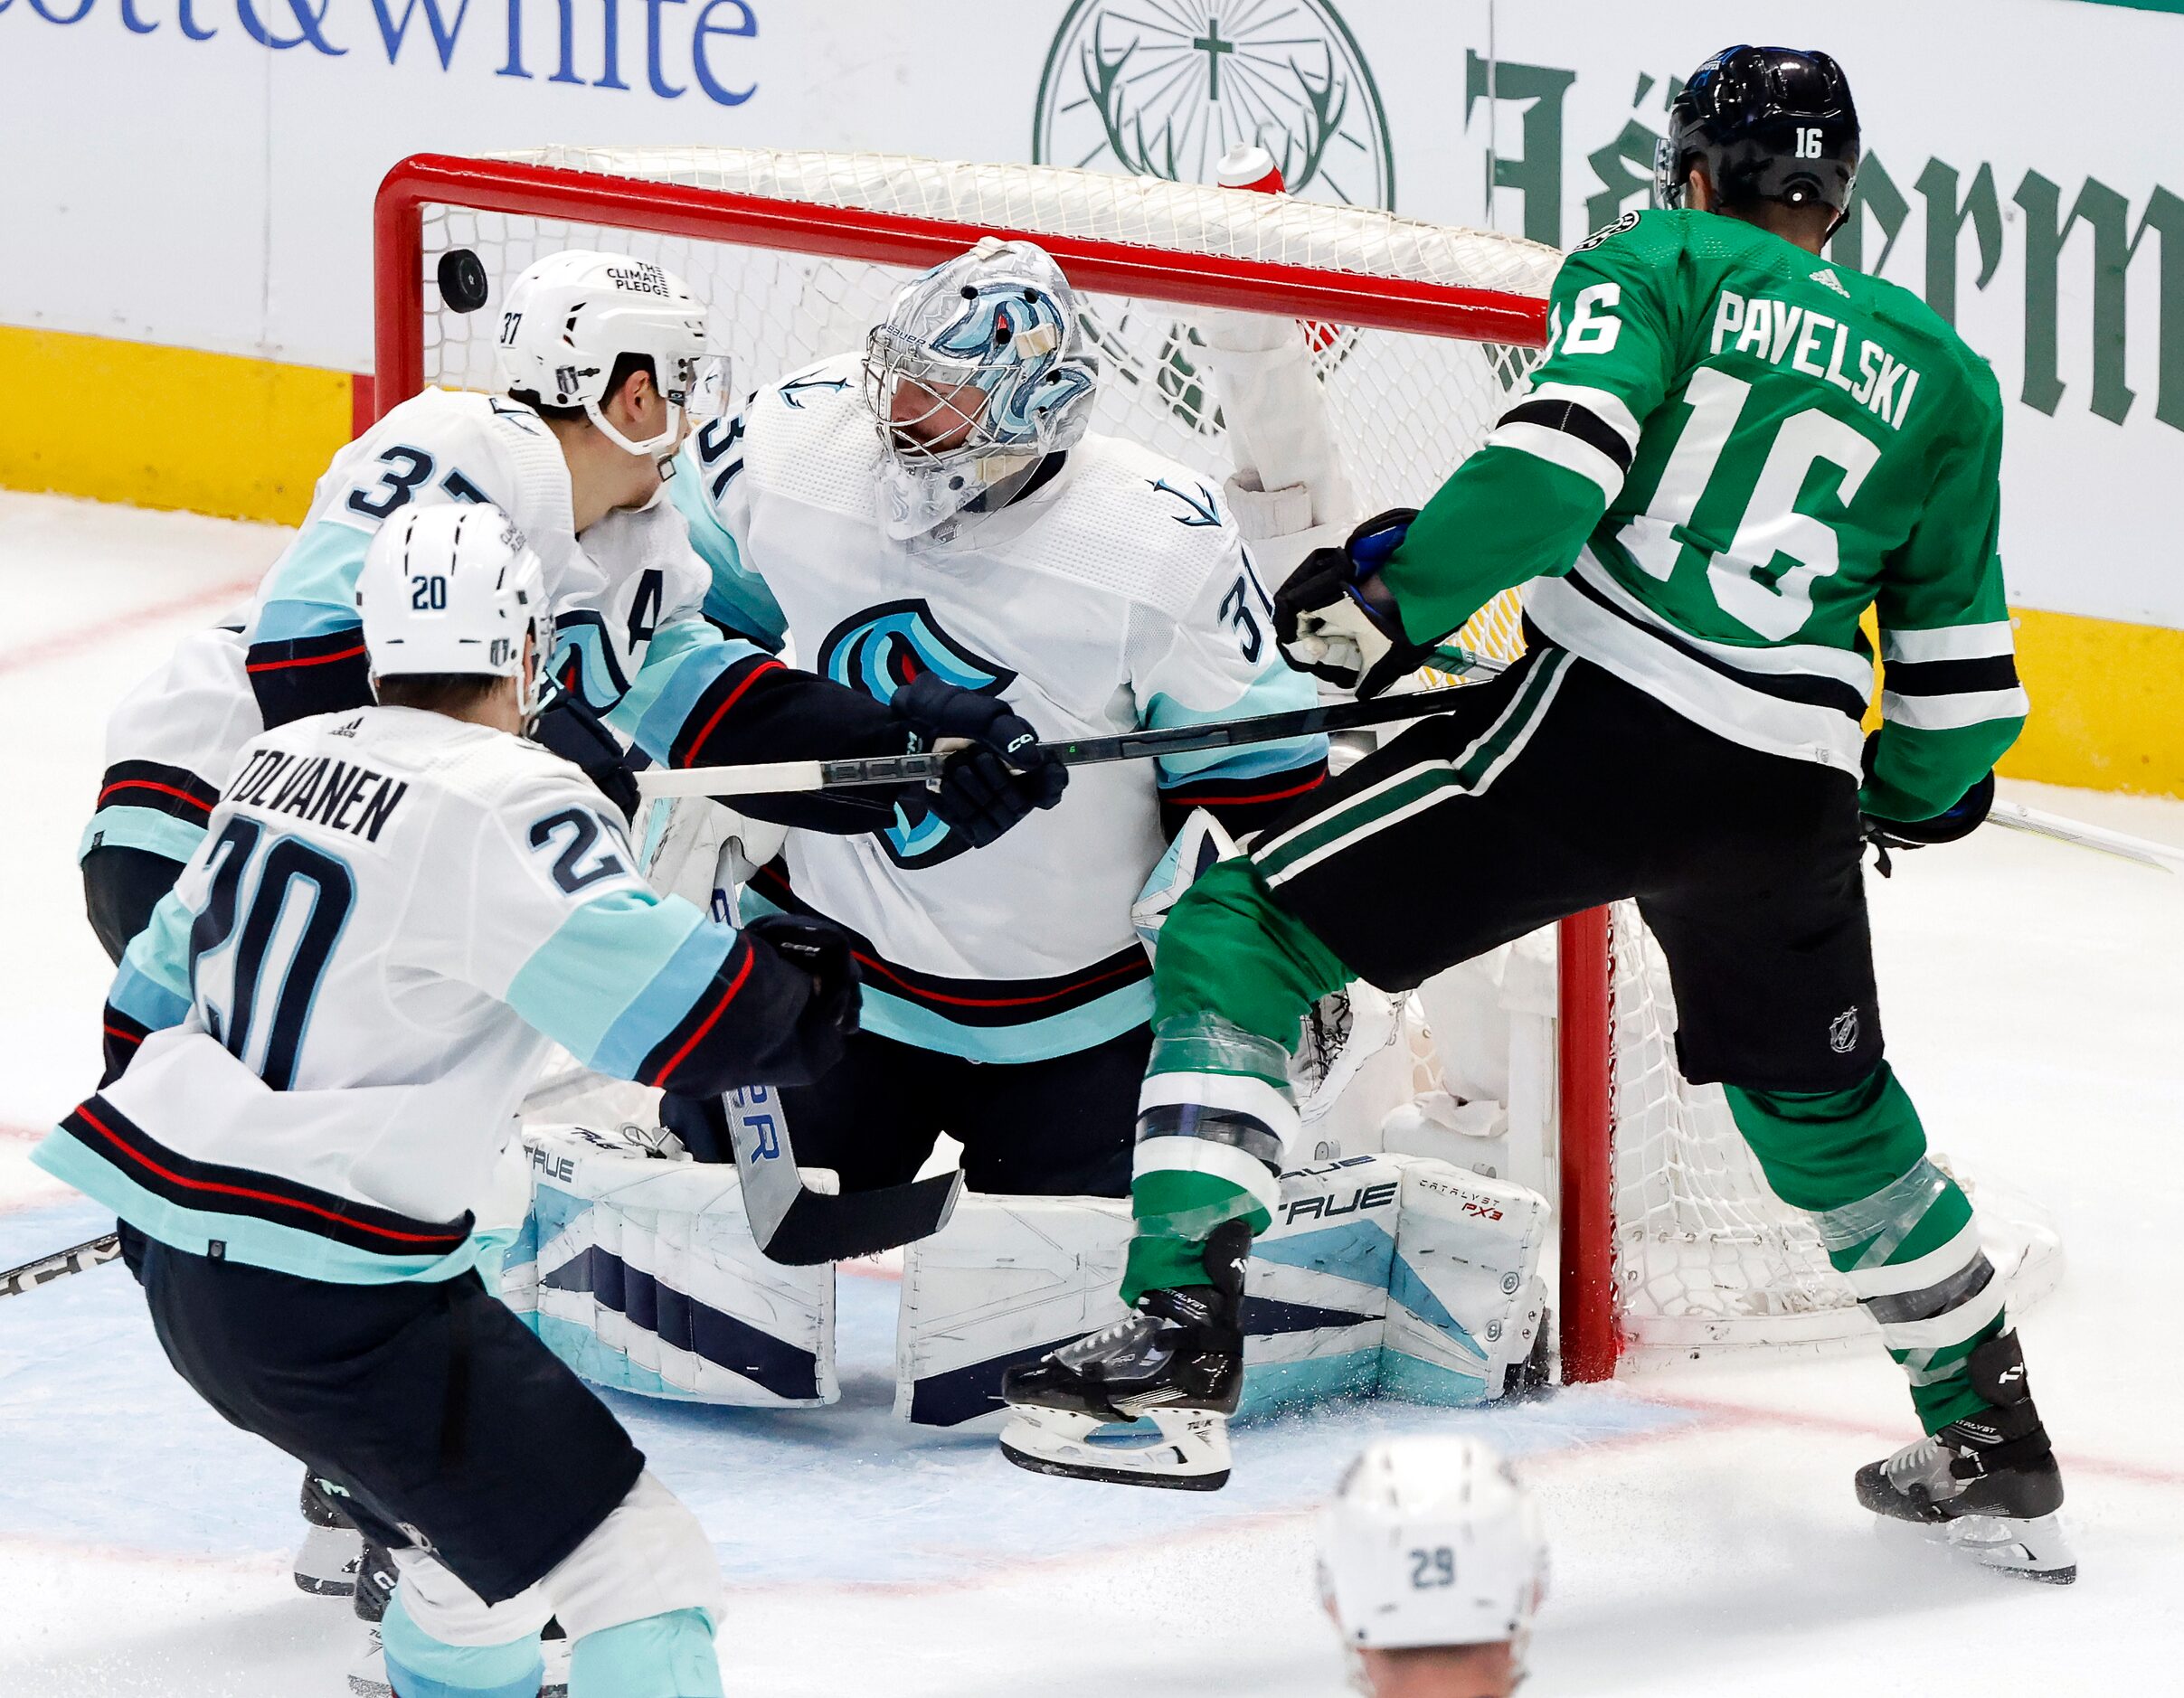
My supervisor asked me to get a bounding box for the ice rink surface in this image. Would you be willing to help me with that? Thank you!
[1,490,2179,1697]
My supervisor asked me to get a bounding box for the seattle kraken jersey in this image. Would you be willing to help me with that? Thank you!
[672,353,1328,1063]
[81,391,837,884]
[80,389,577,863]
[1385,210,2025,821]
[41,706,826,1284]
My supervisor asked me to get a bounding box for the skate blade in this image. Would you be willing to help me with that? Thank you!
[293,1522,362,1596]
[997,1404,1231,1491]
[1877,1509,2077,1584]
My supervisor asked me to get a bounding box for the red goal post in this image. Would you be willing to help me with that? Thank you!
[371,148,1626,1380]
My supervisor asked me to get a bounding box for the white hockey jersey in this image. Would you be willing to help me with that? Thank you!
[41,705,822,1285]
[672,353,1328,1063]
[81,390,777,875]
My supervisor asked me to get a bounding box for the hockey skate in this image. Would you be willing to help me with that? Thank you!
[1855,1331,2075,1583]
[291,1473,362,1598]
[997,1222,1248,1491]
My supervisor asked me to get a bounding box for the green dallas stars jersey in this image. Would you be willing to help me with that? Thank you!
[1383,208,2026,822]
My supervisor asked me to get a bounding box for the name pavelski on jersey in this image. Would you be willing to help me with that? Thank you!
[1710,289,1922,428]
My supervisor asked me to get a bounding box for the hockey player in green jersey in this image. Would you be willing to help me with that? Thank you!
[998,44,2073,1582]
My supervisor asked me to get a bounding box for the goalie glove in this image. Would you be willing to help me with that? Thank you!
[1272,508,1438,699]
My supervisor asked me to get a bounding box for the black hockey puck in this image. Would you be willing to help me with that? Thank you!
[437,249,490,314]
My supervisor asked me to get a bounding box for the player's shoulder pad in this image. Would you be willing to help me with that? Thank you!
[1020,435,1243,622]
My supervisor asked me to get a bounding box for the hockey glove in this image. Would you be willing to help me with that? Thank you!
[534,692,643,825]
[1858,733,1994,876]
[1272,507,1438,698]
[889,674,1070,848]
[743,913,862,1034]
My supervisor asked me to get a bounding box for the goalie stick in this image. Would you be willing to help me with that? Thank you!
[638,666,2172,875]
[635,673,1503,804]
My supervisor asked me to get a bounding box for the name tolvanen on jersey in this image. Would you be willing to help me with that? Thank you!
[1709,289,1922,429]
[226,749,411,844]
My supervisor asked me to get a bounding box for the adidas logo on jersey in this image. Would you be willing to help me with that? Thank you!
[1810,267,1849,297]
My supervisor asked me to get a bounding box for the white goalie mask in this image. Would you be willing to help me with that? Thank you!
[1318,1437,1550,1693]
[862,238,1100,538]
[356,504,553,731]
[496,250,730,470]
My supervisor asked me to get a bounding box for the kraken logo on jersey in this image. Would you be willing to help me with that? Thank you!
[818,600,1018,869]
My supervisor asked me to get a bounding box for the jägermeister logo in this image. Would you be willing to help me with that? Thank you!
[1034,3,1395,434]
[1035,0,1394,207]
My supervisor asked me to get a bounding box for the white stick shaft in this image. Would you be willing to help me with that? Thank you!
[638,760,826,803]
[1987,800,2183,873]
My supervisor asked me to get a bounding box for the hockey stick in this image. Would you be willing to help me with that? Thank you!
[0,1232,121,1297]
[635,672,1504,804]
[694,1090,962,1267]
[1985,801,2183,874]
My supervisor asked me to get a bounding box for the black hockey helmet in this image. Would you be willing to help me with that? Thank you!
[1654,46,1860,233]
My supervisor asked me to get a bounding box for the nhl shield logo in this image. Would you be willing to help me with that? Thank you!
[1829,1006,1862,1054]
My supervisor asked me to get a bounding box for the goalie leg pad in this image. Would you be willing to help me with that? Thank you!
[1380,1165,1550,1404]
[895,1153,1546,1425]
[502,1126,835,1407]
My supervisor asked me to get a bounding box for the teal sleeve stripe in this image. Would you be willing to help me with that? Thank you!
[79,807,207,865]
[113,887,198,1021]
[607,618,768,762]
[109,960,191,1032]
[1147,669,1326,782]
[505,890,731,1076]
[669,468,787,648]
[251,522,373,644]
[859,978,1154,1062]
[734,887,1151,1061]
[31,1133,478,1286]
[1158,740,1326,784]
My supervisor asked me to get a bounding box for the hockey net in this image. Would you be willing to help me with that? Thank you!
[375,147,2049,1379]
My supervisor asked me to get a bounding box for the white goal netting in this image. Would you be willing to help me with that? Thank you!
[393,147,2056,1363]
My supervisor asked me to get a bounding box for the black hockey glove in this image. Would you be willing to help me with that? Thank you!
[743,913,862,1035]
[1858,733,1994,876]
[888,674,1069,848]
[534,691,643,825]
[1272,507,1439,698]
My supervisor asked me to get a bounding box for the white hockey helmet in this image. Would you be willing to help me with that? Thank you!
[862,237,1099,537]
[495,249,729,467]
[356,504,552,726]
[1318,1437,1549,1680]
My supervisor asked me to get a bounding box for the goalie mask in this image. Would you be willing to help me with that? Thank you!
[496,250,730,470]
[356,503,553,731]
[863,239,1099,539]
[1318,1437,1549,1693]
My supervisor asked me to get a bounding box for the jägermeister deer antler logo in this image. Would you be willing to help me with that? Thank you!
[1033,3,1393,436]
[1035,0,1393,207]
